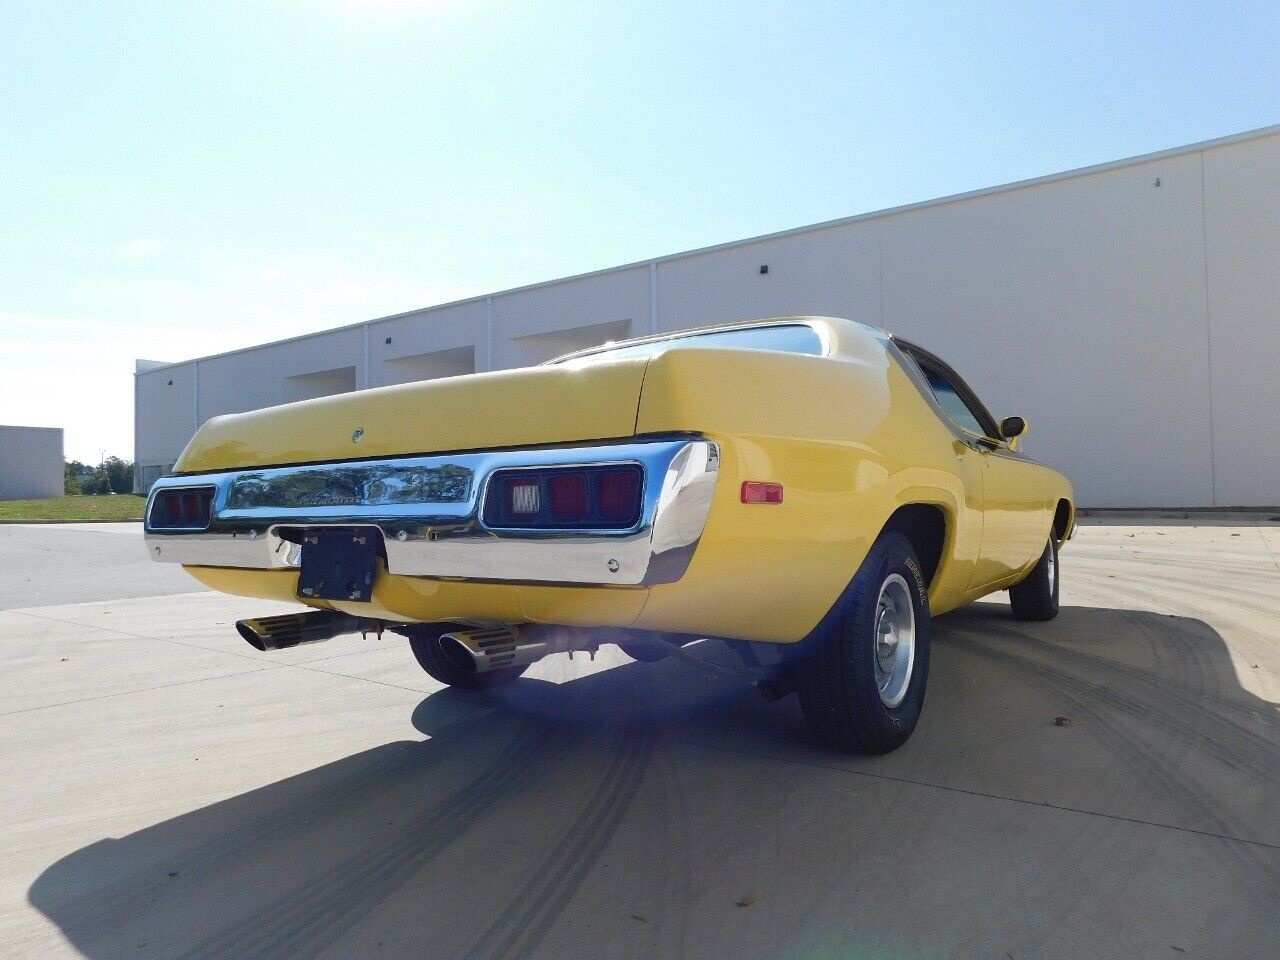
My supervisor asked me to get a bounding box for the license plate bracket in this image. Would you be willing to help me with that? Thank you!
[297,528,380,602]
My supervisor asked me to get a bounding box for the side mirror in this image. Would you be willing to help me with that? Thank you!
[999,416,1027,450]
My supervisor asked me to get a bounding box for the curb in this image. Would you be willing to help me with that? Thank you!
[0,519,143,525]
[1078,508,1280,521]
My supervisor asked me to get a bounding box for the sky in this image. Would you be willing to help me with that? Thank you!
[2,1,1279,463]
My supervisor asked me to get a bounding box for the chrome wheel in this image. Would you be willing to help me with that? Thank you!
[873,573,916,708]
[1046,539,1056,590]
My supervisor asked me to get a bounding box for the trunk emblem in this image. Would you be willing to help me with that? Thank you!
[352,427,364,443]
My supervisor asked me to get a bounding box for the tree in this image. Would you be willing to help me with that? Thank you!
[64,460,86,495]
[102,457,134,494]
[81,465,109,495]
[64,458,134,496]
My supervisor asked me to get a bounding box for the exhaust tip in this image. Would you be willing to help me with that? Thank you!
[439,634,480,674]
[236,619,269,651]
[235,611,359,652]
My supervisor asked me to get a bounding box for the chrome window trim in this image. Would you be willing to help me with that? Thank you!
[144,437,719,587]
[546,320,829,366]
[890,338,1042,464]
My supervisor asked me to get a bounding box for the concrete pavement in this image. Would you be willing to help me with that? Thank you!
[2,523,1278,959]
[0,524,206,609]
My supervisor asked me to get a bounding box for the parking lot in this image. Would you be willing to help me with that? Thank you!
[1,520,1277,959]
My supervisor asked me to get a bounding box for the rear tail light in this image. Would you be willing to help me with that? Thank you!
[485,465,643,530]
[149,487,215,529]
[596,470,640,522]
[548,473,588,520]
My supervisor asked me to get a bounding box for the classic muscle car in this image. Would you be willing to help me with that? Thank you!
[145,316,1073,753]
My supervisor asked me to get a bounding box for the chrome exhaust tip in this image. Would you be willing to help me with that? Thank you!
[438,626,524,674]
[438,633,483,674]
[436,625,591,674]
[236,611,360,652]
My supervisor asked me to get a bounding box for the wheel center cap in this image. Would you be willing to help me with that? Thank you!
[877,615,898,668]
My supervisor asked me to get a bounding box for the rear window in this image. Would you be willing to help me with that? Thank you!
[560,323,824,363]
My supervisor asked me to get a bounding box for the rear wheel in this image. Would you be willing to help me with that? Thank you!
[795,531,932,754]
[408,628,526,690]
[1009,536,1059,621]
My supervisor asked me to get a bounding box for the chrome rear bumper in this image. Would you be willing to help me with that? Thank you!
[144,438,718,586]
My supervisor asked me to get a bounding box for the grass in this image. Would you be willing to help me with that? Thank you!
[0,494,147,521]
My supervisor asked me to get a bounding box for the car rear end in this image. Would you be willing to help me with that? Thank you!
[146,433,717,616]
[146,317,891,645]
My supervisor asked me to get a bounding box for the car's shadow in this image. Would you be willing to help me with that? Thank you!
[27,603,1280,960]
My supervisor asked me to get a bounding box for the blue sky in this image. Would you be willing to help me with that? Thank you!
[3,0,1279,461]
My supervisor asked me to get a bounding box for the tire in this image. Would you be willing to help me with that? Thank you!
[1009,536,1059,622]
[795,530,932,754]
[408,629,526,690]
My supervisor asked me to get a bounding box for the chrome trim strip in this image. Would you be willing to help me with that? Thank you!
[144,438,719,586]
[546,319,830,365]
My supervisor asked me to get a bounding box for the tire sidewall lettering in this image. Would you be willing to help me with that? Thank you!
[903,554,926,601]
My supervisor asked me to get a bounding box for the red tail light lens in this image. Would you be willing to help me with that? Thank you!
[596,470,641,522]
[549,473,588,520]
[149,487,215,529]
[484,465,643,529]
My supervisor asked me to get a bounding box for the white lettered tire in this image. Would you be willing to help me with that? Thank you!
[795,530,932,754]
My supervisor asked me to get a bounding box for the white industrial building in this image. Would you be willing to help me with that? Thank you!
[0,426,64,500]
[135,126,1280,508]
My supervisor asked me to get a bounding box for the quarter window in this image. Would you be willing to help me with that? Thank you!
[925,372,987,437]
[896,341,1000,440]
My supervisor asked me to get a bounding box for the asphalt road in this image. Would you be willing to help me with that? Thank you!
[0,523,206,609]
[1,522,1278,959]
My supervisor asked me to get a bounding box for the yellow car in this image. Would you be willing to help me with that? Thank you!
[145,316,1074,753]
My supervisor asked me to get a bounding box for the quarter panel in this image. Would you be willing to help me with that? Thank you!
[633,345,983,640]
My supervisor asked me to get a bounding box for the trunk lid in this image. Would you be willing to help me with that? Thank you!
[175,357,649,473]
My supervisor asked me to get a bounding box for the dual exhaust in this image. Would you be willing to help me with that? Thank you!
[234,610,581,672]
